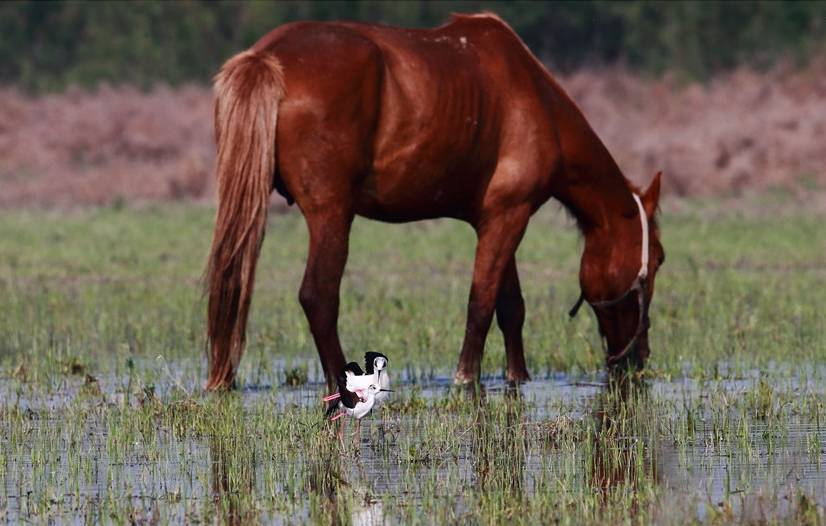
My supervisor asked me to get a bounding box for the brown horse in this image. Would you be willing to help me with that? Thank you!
[204,13,665,391]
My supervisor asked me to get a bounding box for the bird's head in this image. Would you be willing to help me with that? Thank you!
[358,384,379,402]
[373,355,388,371]
[369,383,393,398]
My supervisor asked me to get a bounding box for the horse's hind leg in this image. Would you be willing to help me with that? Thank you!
[496,258,530,384]
[454,207,531,385]
[299,209,353,391]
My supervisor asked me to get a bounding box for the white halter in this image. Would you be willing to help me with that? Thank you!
[632,193,649,280]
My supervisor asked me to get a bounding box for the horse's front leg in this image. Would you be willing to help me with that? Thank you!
[454,207,531,385]
[496,257,530,384]
[299,210,353,392]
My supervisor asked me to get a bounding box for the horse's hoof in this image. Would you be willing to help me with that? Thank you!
[506,370,531,385]
[453,370,478,385]
[203,378,237,392]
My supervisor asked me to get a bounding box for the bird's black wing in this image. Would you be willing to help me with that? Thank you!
[344,361,364,376]
[324,362,364,417]
[325,363,362,417]
[338,362,362,409]
[364,352,388,374]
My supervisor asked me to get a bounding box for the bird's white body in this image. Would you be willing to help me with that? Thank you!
[343,385,377,420]
[345,370,374,393]
[344,355,391,406]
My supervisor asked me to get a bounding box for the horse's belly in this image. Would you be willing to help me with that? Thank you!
[355,146,490,222]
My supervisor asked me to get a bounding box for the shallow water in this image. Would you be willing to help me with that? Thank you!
[1,372,824,524]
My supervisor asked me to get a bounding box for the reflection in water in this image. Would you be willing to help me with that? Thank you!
[589,378,659,512]
[305,429,386,526]
[306,450,343,525]
[210,434,256,526]
[4,373,824,523]
[349,493,384,526]
[472,388,526,500]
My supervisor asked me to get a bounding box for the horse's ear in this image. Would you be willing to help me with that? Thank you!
[641,171,662,218]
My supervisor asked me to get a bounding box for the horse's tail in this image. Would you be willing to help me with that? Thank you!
[205,50,285,390]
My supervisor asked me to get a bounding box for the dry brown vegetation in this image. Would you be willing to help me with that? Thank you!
[0,85,215,208]
[565,62,826,197]
[1,61,825,208]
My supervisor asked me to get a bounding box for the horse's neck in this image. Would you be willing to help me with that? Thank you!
[561,175,636,235]
[552,122,637,234]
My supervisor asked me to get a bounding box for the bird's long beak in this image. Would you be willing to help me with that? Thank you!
[380,389,394,393]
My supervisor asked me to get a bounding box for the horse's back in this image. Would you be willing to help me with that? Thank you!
[343,18,517,220]
[254,15,560,222]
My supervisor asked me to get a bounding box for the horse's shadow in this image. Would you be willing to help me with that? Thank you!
[587,376,660,511]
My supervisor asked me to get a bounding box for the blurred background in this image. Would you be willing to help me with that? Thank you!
[4,5,826,523]
[1,0,825,207]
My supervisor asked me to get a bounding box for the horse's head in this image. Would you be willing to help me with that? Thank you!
[572,173,664,370]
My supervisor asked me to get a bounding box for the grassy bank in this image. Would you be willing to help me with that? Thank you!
[1,199,824,383]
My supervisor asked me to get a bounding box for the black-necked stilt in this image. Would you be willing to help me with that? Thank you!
[323,361,392,444]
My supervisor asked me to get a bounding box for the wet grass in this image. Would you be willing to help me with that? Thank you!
[0,198,825,524]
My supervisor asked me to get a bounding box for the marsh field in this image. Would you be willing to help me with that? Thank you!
[0,193,825,525]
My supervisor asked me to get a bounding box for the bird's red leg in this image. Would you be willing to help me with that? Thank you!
[338,416,348,447]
